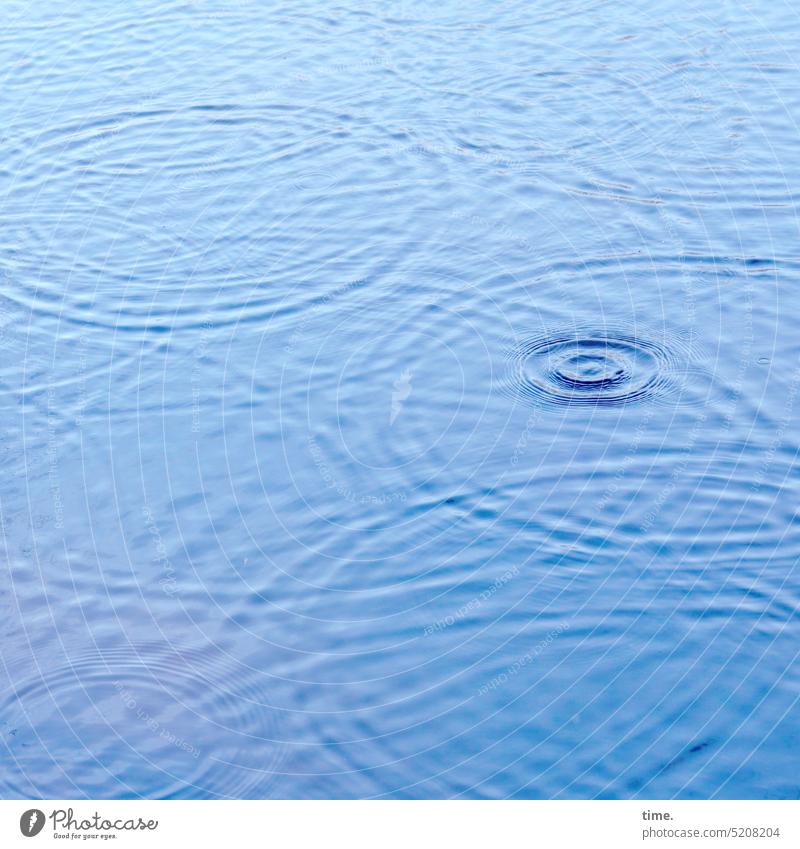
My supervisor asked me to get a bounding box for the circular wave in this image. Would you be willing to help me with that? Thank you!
[0,644,285,799]
[505,329,690,408]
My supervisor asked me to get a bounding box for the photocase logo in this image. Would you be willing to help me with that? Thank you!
[19,809,45,837]
[390,369,413,425]
[14,807,160,838]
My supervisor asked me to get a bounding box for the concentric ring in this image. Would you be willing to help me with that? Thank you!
[0,644,285,799]
[504,329,692,408]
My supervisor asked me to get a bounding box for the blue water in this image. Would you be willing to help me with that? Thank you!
[1,0,799,799]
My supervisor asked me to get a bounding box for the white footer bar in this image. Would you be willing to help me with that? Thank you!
[2,800,797,848]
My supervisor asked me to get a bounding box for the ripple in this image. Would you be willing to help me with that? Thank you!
[0,644,285,799]
[504,328,695,409]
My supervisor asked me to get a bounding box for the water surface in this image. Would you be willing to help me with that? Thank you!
[1,0,799,799]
